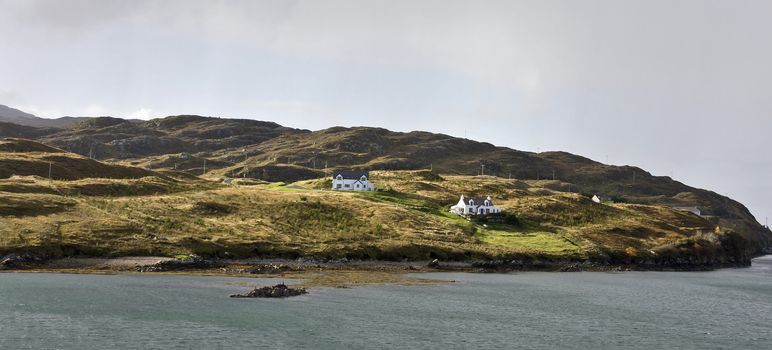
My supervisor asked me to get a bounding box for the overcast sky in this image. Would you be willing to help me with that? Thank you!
[1,0,770,223]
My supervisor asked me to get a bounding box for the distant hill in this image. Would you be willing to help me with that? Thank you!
[0,104,90,128]
[36,115,304,159]
[0,107,768,254]
[0,138,163,180]
[0,121,60,138]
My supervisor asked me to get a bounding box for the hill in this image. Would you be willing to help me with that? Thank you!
[0,138,165,180]
[0,104,89,128]
[36,115,304,159]
[0,109,768,258]
[0,121,60,139]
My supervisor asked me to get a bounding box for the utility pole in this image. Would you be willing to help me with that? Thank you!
[430,163,433,172]
[568,183,572,193]
[605,155,609,164]
[203,159,206,175]
[48,162,52,180]
[243,149,248,177]
[508,172,511,180]
[552,168,555,181]
[481,164,485,176]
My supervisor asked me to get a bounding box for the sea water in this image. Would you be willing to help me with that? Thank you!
[1,257,771,349]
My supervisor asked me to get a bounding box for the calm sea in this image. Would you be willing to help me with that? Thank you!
[2,257,771,349]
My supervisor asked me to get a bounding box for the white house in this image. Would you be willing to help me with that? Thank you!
[331,170,375,191]
[450,195,501,215]
[673,206,702,216]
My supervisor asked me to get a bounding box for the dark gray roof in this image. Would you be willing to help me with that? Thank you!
[333,170,369,180]
[467,197,493,206]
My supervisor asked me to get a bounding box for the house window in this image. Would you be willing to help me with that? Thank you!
[344,184,350,188]
[356,184,360,188]
[336,184,342,189]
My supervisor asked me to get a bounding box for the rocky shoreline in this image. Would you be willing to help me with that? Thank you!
[468,258,753,272]
[0,253,758,275]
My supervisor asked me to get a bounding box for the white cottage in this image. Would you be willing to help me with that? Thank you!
[450,195,501,216]
[673,206,702,216]
[331,170,375,191]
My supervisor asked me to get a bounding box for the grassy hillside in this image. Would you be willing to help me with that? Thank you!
[0,112,768,255]
[0,138,165,180]
[0,154,754,266]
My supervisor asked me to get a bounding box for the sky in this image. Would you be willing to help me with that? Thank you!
[0,0,770,224]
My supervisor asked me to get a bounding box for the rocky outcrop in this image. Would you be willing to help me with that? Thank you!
[559,264,582,272]
[136,255,223,272]
[230,283,307,298]
[0,254,40,269]
[244,263,294,274]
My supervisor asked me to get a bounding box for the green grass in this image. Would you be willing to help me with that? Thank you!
[357,190,433,208]
[476,228,580,253]
[265,182,310,192]
[433,209,470,224]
